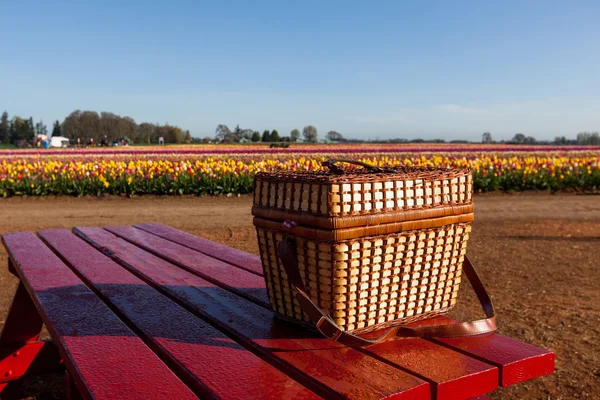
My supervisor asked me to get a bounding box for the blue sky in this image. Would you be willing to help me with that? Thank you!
[2,1,599,141]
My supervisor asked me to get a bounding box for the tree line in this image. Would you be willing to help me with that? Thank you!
[481,131,599,145]
[2,109,598,147]
[212,124,348,143]
[575,132,600,145]
[0,111,59,146]
[60,110,192,145]
[0,110,192,147]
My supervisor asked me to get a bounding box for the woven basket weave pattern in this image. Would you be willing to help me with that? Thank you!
[257,223,470,333]
[254,171,472,217]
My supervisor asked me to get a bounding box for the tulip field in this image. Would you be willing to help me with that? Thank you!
[0,144,598,197]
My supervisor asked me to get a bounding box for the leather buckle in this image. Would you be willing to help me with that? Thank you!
[316,316,343,341]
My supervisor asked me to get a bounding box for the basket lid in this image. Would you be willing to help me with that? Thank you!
[254,159,469,185]
[253,159,473,229]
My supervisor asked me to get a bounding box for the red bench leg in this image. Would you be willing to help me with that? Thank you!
[65,370,83,400]
[0,264,63,399]
[0,280,43,344]
[0,341,62,383]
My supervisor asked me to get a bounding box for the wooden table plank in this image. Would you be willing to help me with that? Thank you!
[105,225,270,308]
[77,226,502,400]
[75,227,429,400]
[142,225,555,390]
[363,339,496,400]
[1,232,198,400]
[135,222,264,275]
[409,316,555,387]
[40,229,319,400]
[106,226,500,399]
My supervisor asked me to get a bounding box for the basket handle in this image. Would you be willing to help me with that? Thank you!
[322,159,385,174]
[278,237,496,346]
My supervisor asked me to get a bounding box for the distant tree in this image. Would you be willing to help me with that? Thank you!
[172,125,185,144]
[251,131,261,142]
[240,128,254,140]
[302,125,318,143]
[8,118,17,144]
[27,117,35,140]
[171,125,181,144]
[261,130,271,142]
[183,130,192,143]
[215,124,253,142]
[119,116,137,143]
[577,131,600,145]
[233,125,243,140]
[51,120,61,137]
[0,112,8,143]
[60,110,145,144]
[136,123,155,144]
[270,129,280,142]
[554,136,568,145]
[215,124,232,142]
[11,117,30,144]
[290,129,300,142]
[99,112,120,143]
[326,130,344,142]
[156,124,185,144]
[512,133,526,144]
[34,120,47,136]
[481,132,493,144]
[79,111,100,143]
[61,110,83,140]
[523,136,536,144]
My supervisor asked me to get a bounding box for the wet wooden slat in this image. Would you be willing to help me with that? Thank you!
[75,227,430,399]
[77,226,501,400]
[135,222,264,275]
[142,224,555,390]
[104,225,270,308]
[40,229,319,400]
[1,232,198,400]
[409,316,555,387]
[363,338,497,399]
[108,226,500,398]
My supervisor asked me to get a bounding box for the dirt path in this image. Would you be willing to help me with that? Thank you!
[0,193,598,399]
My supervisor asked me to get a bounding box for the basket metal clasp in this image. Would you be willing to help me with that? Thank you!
[316,315,343,341]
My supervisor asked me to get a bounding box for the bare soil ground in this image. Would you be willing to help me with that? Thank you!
[0,193,598,400]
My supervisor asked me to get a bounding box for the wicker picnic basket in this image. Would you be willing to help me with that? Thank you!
[253,159,496,345]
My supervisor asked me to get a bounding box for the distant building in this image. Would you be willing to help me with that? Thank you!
[50,136,70,148]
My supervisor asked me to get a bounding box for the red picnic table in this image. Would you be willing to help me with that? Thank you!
[0,223,554,400]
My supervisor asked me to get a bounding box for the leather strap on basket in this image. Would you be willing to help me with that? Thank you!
[322,159,386,174]
[277,237,496,347]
